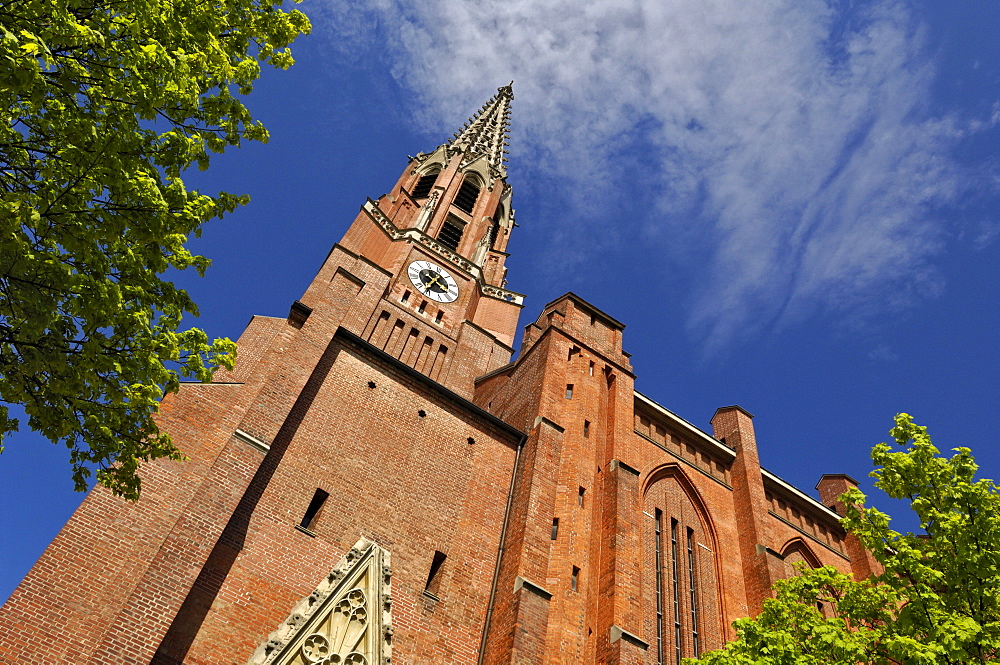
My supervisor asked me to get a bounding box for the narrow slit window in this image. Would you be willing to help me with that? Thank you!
[438,217,466,250]
[411,171,438,199]
[583,420,590,438]
[454,178,480,213]
[418,300,427,314]
[299,489,329,531]
[566,384,574,399]
[401,290,410,303]
[571,566,580,591]
[589,361,595,376]
[551,518,560,540]
[671,518,682,665]
[425,550,447,597]
[655,510,665,665]
[578,487,586,507]
[687,528,700,656]
[435,310,444,324]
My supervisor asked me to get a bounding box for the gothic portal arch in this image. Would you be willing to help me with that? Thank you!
[641,464,723,662]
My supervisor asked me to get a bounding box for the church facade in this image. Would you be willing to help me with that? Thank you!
[0,86,877,665]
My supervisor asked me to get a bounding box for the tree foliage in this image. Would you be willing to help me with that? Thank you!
[690,414,1000,664]
[0,0,310,499]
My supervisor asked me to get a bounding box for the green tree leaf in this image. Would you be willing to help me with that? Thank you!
[689,415,1000,665]
[0,0,310,500]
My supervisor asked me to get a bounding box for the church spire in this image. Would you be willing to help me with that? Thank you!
[447,83,513,179]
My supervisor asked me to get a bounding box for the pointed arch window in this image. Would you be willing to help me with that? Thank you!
[645,466,720,662]
[454,176,481,214]
[411,170,439,199]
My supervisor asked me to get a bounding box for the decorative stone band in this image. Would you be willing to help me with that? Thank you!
[480,284,525,305]
[362,199,526,306]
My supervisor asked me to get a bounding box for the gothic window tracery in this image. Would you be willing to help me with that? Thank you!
[247,539,392,665]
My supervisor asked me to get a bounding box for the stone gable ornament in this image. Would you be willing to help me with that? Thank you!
[247,538,392,665]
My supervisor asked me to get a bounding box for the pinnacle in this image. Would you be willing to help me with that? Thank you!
[447,83,514,179]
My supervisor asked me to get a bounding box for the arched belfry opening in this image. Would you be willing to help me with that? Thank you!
[410,167,440,200]
[453,173,482,214]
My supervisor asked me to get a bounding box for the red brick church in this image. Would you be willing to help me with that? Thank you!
[0,85,877,664]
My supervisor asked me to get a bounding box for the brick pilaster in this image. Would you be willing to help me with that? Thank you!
[816,474,881,580]
[710,406,777,615]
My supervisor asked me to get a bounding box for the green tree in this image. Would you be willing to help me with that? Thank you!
[0,0,310,499]
[690,414,1000,665]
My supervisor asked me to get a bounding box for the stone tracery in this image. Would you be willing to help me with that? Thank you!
[247,539,391,665]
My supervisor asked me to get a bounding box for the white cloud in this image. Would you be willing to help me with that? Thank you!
[317,0,971,350]
[973,221,999,250]
[867,343,899,362]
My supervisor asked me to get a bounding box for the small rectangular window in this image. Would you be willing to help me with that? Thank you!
[551,518,560,540]
[583,420,590,438]
[299,489,329,531]
[589,361,595,376]
[578,487,585,507]
[571,566,580,591]
[566,384,574,399]
[401,290,410,303]
[435,310,443,324]
[425,550,447,598]
[418,300,427,314]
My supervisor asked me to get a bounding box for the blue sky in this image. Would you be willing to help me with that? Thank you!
[2,0,998,603]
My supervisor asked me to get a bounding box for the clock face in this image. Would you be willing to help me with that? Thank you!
[407,260,459,303]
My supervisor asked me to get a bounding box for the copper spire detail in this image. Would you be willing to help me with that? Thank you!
[448,83,513,179]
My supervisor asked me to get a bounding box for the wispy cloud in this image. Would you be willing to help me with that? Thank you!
[317,0,976,350]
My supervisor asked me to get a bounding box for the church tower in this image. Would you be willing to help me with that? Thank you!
[335,83,523,398]
[0,85,879,665]
[0,85,529,665]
